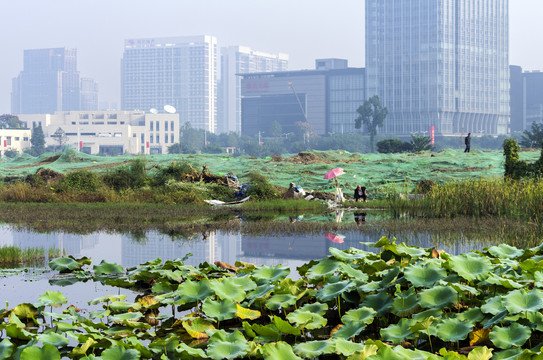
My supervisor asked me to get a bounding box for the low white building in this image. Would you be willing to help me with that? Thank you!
[18,111,179,155]
[0,129,32,157]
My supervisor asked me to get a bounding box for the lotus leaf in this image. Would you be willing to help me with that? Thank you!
[487,244,524,260]
[177,342,208,358]
[443,281,480,296]
[0,339,14,360]
[37,332,70,347]
[332,322,367,339]
[377,267,401,287]
[20,344,61,360]
[182,318,215,339]
[358,281,382,293]
[469,328,491,347]
[482,310,509,330]
[367,345,409,360]
[481,273,523,289]
[275,278,305,296]
[88,294,126,305]
[390,242,428,259]
[100,345,140,360]
[251,323,282,340]
[412,309,442,322]
[329,247,372,262]
[361,292,393,317]
[252,265,290,284]
[236,303,261,320]
[49,257,84,273]
[109,301,141,313]
[436,318,473,342]
[305,258,341,281]
[481,295,506,315]
[369,236,393,248]
[404,262,447,288]
[391,287,419,317]
[408,316,439,336]
[342,307,376,325]
[456,308,485,324]
[93,260,124,275]
[151,279,176,293]
[293,340,334,358]
[176,279,213,304]
[316,280,355,302]
[261,341,302,360]
[110,311,143,323]
[286,310,327,330]
[448,253,492,282]
[202,299,237,321]
[331,338,367,356]
[526,311,543,331]
[490,323,531,349]
[380,318,416,343]
[491,348,530,360]
[265,294,298,311]
[503,289,543,314]
[339,263,369,282]
[34,291,68,308]
[247,284,275,301]
[207,330,251,360]
[298,302,328,316]
[273,316,301,336]
[419,286,458,310]
[209,277,248,303]
[391,346,442,360]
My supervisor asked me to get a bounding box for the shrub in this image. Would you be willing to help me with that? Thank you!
[60,170,102,193]
[246,172,279,201]
[3,150,19,158]
[151,161,198,186]
[102,158,148,191]
[377,139,412,153]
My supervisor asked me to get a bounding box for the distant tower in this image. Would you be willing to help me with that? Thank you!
[11,48,81,114]
[80,77,99,111]
[365,0,510,136]
[121,36,218,132]
[218,46,288,134]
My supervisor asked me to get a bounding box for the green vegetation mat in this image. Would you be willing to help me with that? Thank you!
[1,149,541,195]
[4,239,543,358]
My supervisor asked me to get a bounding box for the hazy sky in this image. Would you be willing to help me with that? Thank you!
[2,0,542,114]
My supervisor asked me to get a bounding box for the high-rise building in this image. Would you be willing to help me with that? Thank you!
[218,46,288,134]
[522,71,543,131]
[121,36,218,132]
[509,65,523,133]
[80,78,99,111]
[365,0,510,136]
[11,48,81,114]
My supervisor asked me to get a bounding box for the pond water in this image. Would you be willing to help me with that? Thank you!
[1,209,539,308]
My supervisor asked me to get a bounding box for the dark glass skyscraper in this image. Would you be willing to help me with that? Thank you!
[11,48,80,114]
[365,0,509,136]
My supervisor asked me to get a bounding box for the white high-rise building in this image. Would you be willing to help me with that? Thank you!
[219,46,288,134]
[121,36,218,132]
[366,0,510,136]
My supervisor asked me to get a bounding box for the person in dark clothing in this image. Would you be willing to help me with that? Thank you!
[464,133,471,153]
[354,212,367,226]
[353,185,367,202]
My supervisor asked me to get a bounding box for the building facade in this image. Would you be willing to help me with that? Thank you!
[240,59,365,136]
[11,48,82,114]
[365,0,510,136]
[0,129,31,157]
[121,36,218,133]
[18,111,179,155]
[80,78,99,111]
[522,71,543,132]
[218,46,288,134]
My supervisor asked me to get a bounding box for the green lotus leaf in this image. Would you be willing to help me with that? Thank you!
[209,277,248,303]
[0,338,14,360]
[35,291,68,308]
[358,281,382,293]
[456,308,484,325]
[298,302,328,316]
[261,341,302,360]
[369,236,393,248]
[408,316,439,335]
[272,316,301,336]
[487,244,524,259]
[207,330,251,360]
[236,303,261,320]
[228,276,257,292]
[182,318,215,339]
[448,253,492,282]
[265,294,298,311]
[443,281,480,296]
[329,247,372,262]
[481,273,523,289]
[252,265,290,284]
[88,294,126,305]
[380,318,416,343]
[151,279,176,293]
[156,269,184,283]
[275,278,306,296]
[202,299,237,321]
[377,267,401,287]
[419,286,458,310]
[332,322,367,339]
[110,311,143,323]
[412,309,442,322]
[361,292,393,317]
[37,332,69,347]
[436,318,473,342]
[109,301,141,313]
[177,342,208,358]
[482,310,509,329]
[526,311,543,331]
[247,284,275,301]
[392,346,444,360]
[293,340,334,358]
[491,348,529,360]
[369,346,415,360]
[306,258,341,280]
[466,346,493,360]
[341,307,376,325]
[5,324,33,340]
[251,323,281,340]
[316,280,355,302]
[339,263,369,282]
[481,295,506,315]
[286,310,327,330]
[100,345,140,360]
[391,287,419,317]
[93,260,124,275]
[330,338,366,356]
[20,344,61,360]
[390,242,428,259]
[404,262,447,288]
[49,257,83,273]
[12,303,39,320]
[490,323,531,349]
[89,309,110,320]
[176,279,214,304]
[503,289,543,314]
[242,321,256,338]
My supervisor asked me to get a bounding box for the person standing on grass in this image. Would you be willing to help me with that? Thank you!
[464,133,471,153]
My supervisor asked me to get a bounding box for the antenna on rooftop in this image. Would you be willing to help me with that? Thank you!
[164,105,177,114]
[149,108,158,114]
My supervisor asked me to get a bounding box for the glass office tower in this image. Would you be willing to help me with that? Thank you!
[366,0,509,136]
[121,36,218,132]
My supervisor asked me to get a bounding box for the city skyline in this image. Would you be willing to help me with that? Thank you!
[1,0,542,115]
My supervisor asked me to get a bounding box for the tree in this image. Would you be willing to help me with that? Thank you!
[269,120,283,138]
[30,124,45,156]
[410,134,433,152]
[0,114,23,129]
[355,95,388,152]
[51,127,68,150]
[520,121,543,149]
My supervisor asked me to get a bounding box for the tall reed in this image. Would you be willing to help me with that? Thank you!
[0,246,63,267]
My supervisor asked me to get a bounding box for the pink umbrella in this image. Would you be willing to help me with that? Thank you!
[324,168,345,180]
[324,232,345,244]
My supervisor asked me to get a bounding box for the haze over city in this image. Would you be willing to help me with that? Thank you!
[1,0,542,114]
